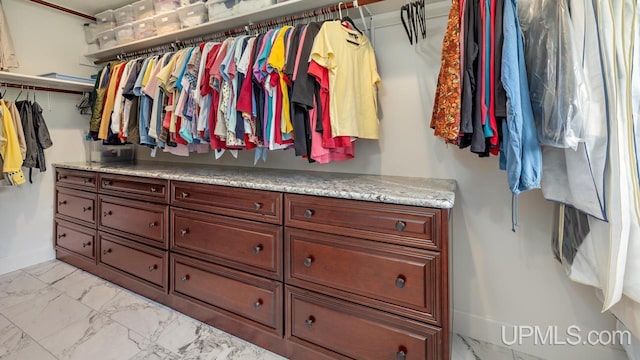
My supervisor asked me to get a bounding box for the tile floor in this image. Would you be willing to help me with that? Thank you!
[0,260,543,360]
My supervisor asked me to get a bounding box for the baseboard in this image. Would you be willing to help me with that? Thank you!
[453,310,628,360]
[0,247,55,275]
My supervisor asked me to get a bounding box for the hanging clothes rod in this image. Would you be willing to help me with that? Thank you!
[0,82,86,96]
[28,0,96,21]
[95,0,381,64]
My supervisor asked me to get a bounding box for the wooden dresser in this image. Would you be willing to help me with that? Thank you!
[54,163,455,360]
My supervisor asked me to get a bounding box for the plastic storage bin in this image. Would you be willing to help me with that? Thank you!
[153,11,180,35]
[133,0,155,19]
[180,0,201,5]
[153,0,180,14]
[83,23,98,44]
[95,9,116,31]
[114,24,135,44]
[177,2,208,28]
[96,29,117,49]
[115,5,135,26]
[207,0,237,21]
[236,0,275,14]
[86,141,136,163]
[133,18,158,39]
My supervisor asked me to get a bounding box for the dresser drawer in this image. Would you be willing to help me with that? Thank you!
[55,168,97,191]
[171,208,282,280]
[171,254,282,331]
[171,182,282,224]
[98,195,168,248]
[287,287,441,360]
[55,219,96,260]
[285,194,441,250]
[99,174,169,203]
[286,229,440,325]
[99,232,167,289]
[56,187,97,226]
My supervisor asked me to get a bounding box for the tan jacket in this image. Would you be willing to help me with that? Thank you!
[0,0,19,70]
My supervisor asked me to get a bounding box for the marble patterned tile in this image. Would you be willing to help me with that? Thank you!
[155,315,210,355]
[1,288,93,341]
[23,260,77,285]
[129,344,182,360]
[513,351,545,360]
[0,270,48,309]
[39,312,146,360]
[0,314,56,360]
[101,290,176,341]
[453,334,515,360]
[52,270,121,311]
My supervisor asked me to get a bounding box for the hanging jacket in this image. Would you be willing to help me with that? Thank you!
[0,99,24,185]
[17,100,52,181]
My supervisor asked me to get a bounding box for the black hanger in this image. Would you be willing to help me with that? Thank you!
[341,16,362,34]
[401,4,413,45]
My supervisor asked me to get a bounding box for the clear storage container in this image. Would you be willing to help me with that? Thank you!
[86,141,136,163]
[95,9,116,31]
[115,5,135,26]
[114,24,135,44]
[133,0,155,19]
[153,0,180,14]
[153,11,180,34]
[180,0,202,5]
[236,0,275,14]
[83,23,98,44]
[96,29,117,49]
[133,18,158,40]
[177,2,208,28]
[207,0,237,21]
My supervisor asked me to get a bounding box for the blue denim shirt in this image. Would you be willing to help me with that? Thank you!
[499,0,542,228]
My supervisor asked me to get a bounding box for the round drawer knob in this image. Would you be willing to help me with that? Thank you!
[395,276,406,289]
[148,222,158,228]
[102,248,112,255]
[103,180,113,186]
[83,178,93,184]
[148,264,158,272]
[396,350,407,360]
[304,209,314,219]
[253,299,263,309]
[180,275,190,282]
[58,200,67,206]
[305,316,315,328]
[150,187,158,193]
[82,241,91,248]
[181,192,190,198]
[59,175,68,180]
[253,202,262,210]
[253,245,263,254]
[83,206,92,212]
[395,221,406,232]
[103,211,112,217]
[57,233,66,239]
[180,229,189,236]
[303,257,314,267]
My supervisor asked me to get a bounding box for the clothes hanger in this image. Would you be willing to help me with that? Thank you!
[410,1,418,44]
[415,0,426,40]
[401,1,413,45]
[339,2,363,34]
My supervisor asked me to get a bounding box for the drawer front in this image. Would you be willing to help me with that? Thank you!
[99,174,169,203]
[99,195,168,247]
[286,229,439,323]
[287,287,441,360]
[55,168,97,190]
[172,254,282,330]
[99,233,167,288]
[172,182,282,224]
[55,220,96,259]
[56,188,97,225]
[171,208,282,279]
[286,194,440,250]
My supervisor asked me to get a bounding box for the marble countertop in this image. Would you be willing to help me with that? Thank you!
[54,162,456,209]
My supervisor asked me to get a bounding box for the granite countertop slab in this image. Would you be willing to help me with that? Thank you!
[54,162,457,209]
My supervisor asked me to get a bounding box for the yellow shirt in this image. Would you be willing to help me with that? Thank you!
[0,100,25,184]
[267,26,294,134]
[310,21,381,139]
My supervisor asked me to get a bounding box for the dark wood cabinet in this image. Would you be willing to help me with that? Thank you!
[54,167,451,359]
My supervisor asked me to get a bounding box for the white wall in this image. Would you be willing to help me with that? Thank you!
[136,2,627,359]
[0,0,93,274]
